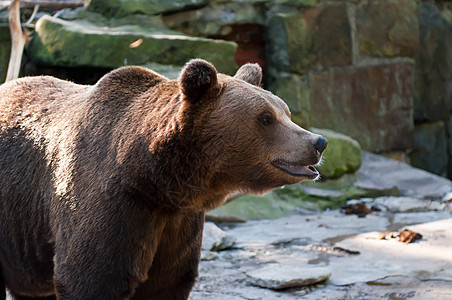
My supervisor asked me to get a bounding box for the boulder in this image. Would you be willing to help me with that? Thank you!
[308,61,414,152]
[310,128,362,179]
[410,121,448,177]
[0,24,10,82]
[356,0,419,58]
[202,222,235,251]
[27,15,238,74]
[88,0,208,17]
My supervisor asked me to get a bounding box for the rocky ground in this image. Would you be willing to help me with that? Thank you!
[194,153,452,299]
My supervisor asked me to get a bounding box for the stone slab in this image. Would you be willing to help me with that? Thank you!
[28,16,238,74]
[358,151,452,200]
[246,264,331,289]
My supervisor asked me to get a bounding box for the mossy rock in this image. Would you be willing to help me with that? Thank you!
[311,128,362,179]
[28,15,238,75]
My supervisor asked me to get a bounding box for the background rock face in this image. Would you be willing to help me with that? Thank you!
[308,62,414,152]
[356,0,419,58]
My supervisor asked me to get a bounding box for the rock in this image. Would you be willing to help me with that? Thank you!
[267,3,352,74]
[310,128,362,179]
[372,196,445,213]
[246,264,331,289]
[414,3,452,122]
[266,12,308,75]
[163,2,265,37]
[340,202,376,218]
[356,0,419,58]
[227,211,390,247]
[28,15,238,74]
[201,251,219,261]
[298,186,344,199]
[88,0,208,17]
[392,211,452,227]
[202,222,235,251]
[302,3,352,70]
[308,61,415,152]
[0,24,10,82]
[410,121,448,177]
[307,275,452,300]
[331,218,452,285]
[359,151,452,200]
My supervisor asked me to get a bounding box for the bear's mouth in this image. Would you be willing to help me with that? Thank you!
[272,159,319,180]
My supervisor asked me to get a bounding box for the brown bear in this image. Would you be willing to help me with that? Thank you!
[0,59,327,300]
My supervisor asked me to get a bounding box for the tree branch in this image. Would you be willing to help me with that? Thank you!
[6,0,28,82]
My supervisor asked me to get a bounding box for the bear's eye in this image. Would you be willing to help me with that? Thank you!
[258,112,274,126]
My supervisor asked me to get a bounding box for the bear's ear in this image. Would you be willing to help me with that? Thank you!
[234,63,262,86]
[179,59,219,103]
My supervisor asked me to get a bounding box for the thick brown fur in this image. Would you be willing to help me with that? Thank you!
[0,59,325,299]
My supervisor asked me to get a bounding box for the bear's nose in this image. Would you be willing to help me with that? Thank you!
[314,136,328,154]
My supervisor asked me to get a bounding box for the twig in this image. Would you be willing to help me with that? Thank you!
[6,0,28,82]
[24,4,39,26]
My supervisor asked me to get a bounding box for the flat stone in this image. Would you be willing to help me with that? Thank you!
[353,175,399,197]
[246,264,331,289]
[227,211,389,247]
[305,275,452,299]
[308,62,414,152]
[299,186,344,198]
[359,151,452,200]
[392,211,452,227]
[373,196,445,213]
[330,218,452,285]
[28,15,238,74]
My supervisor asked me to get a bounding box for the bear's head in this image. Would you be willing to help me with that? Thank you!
[178,59,327,197]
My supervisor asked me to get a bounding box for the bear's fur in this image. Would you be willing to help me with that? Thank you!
[0,59,326,299]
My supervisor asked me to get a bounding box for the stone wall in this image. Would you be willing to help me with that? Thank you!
[1,0,452,178]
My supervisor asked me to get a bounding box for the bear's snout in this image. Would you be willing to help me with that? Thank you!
[314,136,328,155]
